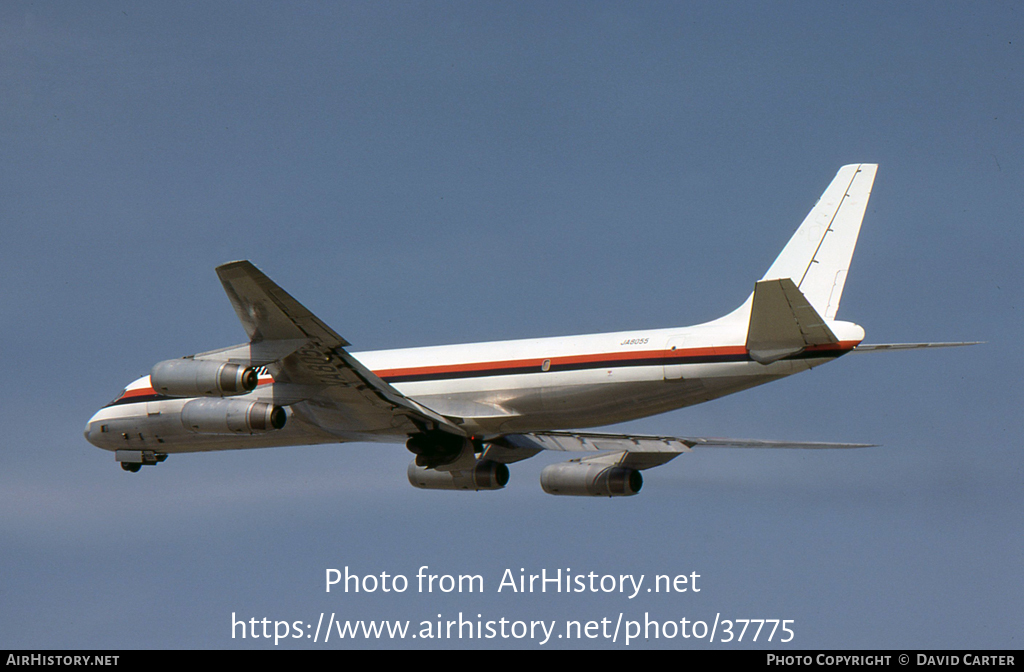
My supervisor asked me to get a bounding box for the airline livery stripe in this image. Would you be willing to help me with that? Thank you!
[376,343,854,383]
[107,378,275,407]
[106,342,857,406]
[377,351,741,383]
[373,346,732,380]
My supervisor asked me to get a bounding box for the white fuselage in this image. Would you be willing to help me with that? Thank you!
[84,310,865,454]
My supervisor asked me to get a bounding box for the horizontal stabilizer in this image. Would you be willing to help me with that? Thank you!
[746,278,838,364]
[852,342,982,353]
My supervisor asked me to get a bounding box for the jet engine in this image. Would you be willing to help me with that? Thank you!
[180,398,286,434]
[540,462,643,497]
[407,460,510,491]
[151,359,258,397]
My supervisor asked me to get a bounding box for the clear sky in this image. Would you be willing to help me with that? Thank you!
[1,1,1020,649]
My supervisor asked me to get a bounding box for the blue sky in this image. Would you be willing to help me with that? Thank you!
[1,2,1020,649]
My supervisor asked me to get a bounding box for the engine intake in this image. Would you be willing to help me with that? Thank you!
[540,462,643,497]
[408,460,510,491]
[180,398,286,434]
[406,430,472,468]
[151,359,258,398]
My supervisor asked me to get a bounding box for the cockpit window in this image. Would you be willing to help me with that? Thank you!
[106,389,128,407]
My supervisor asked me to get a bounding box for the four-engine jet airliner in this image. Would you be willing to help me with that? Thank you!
[84,164,972,496]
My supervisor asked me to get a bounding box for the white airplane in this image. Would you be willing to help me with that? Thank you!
[84,164,973,496]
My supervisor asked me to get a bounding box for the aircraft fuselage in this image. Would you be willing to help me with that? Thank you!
[85,317,865,454]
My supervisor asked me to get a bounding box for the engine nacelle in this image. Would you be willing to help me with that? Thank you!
[180,398,286,434]
[406,430,473,468]
[540,462,643,497]
[407,459,510,491]
[151,359,258,398]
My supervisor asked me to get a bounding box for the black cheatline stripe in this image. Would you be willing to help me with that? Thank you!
[381,354,725,383]
[107,350,850,402]
[106,382,275,408]
[105,393,176,408]
[379,349,846,384]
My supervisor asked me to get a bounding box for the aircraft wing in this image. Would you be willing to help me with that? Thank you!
[486,430,874,470]
[214,261,463,440]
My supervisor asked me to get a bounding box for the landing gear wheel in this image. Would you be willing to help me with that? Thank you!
[120,462,142,473]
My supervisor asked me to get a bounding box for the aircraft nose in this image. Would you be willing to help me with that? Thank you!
[83,411,108,448]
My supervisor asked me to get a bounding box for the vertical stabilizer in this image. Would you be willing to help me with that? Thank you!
[760,164,877,320]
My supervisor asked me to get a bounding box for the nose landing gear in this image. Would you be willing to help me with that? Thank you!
[115,450,167,473]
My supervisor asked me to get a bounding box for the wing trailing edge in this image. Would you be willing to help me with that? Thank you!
[488,430,874,470]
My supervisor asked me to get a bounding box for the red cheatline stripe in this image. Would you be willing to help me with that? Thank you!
[114,379,275,403]
[372,341,858,379]
[114,340,859,402]
[120,387,156,400]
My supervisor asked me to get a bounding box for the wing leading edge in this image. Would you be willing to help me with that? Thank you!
[214,261,463,440]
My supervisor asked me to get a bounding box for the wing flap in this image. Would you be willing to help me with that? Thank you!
[575,450,682,470]
[503,431,695,454]
[500,430,873,455]
[493,430,872,474]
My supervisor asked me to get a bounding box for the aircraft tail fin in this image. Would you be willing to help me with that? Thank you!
[760,164,877,320]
